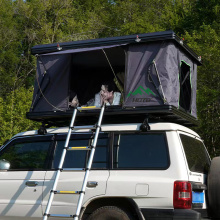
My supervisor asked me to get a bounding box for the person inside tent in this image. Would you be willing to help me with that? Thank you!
[86,81,121,107]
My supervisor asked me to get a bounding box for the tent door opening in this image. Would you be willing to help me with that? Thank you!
[68,47,126,107]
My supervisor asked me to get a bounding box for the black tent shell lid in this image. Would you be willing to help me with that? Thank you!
[31,30,202,65]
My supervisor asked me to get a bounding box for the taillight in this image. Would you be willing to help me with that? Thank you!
[173,181,192,209]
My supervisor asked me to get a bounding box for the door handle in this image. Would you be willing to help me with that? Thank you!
[87,181,98,188]
[25,181,39,187]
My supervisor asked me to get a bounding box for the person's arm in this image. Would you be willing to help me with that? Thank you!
[100,90,114,105]
[94,93,101,106]
[112,92,121,105]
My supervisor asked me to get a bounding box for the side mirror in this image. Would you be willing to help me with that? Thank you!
[0,159,10,170]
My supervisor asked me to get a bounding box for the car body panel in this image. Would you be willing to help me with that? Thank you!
[0,171,45,219]
[0,123,210,219]
[42,170,109,215]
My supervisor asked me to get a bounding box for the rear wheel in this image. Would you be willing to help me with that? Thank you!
[87,206,133,220]
[208,157,220,219]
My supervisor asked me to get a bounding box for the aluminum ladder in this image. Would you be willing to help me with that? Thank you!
[43,104,105,220]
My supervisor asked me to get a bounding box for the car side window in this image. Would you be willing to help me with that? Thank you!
[52,134,109,169]
[113,133,169,169]
[92,137,109,169]
[53,139,88,168]
[0,139,51,170]
[180,134,210,174]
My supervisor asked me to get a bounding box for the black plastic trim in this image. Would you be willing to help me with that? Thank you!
[26,105,199,127]
[140,208,201,220]
[192,203,203,209]
[192,209,208,218]
[192,182,207,192]
[0,134,55,151]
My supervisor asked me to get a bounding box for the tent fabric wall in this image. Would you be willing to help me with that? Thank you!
[124,42,197,118]
[124,42,164,106]
[30,40,198,118]
[191,63,197,117]
[30,44,126,112]
[31,54,71,112]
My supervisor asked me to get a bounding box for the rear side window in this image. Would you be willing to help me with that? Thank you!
[180,134,210,174]
[113,133,169,169]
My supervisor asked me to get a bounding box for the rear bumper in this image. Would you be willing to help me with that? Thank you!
[140,209,201,220]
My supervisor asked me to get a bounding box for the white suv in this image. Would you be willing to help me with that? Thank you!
[0,123,215,220]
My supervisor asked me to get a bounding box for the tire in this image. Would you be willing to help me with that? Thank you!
[208,157,220,219]
[87,206,133,220]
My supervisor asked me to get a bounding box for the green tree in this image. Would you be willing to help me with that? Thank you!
[159,0,220,157]
[0,0,22,97]
[0,87,39,145]
[184,26,220,157]
[0,0,219,156]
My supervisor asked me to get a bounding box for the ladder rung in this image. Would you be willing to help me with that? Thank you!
[77,106,101,111]
[46,214,75,218]
[54,190,82,194]
[61,168,85,172]
[67,146,91,151]
[70,125,96,130]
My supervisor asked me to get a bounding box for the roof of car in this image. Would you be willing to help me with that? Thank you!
[14,123,200,138]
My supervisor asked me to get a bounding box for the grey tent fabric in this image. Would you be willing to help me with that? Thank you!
[124,42,164,107]
[31,54,71,112]
[191,63,197,117]
[31,44,126,112]
[124,41,197,117]
[30,39,198,118]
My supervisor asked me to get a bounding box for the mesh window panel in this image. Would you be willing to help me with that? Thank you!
[179,61,192,112]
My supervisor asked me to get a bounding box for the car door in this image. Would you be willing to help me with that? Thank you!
[106,132,172,208]
[0,135,54,220]
[42,132,110,217]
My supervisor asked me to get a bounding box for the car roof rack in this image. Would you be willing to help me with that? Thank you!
[26,105,199,128]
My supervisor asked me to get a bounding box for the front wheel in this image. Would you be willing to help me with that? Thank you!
[87,206,133,220]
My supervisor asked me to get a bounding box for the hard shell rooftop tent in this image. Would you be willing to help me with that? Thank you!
[26,30,202,126]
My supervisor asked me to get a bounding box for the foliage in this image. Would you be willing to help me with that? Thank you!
[0,87,39,145]
[184,26,220,157]
[0,0,219,157]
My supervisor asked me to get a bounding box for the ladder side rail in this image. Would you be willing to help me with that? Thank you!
[43,108,78,220]
[74,104,105,220]
[58,107,78,169]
